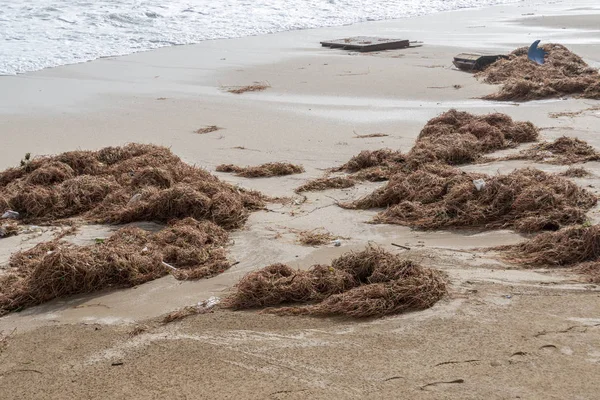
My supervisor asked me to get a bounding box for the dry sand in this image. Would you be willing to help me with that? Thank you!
[2,0,600,398]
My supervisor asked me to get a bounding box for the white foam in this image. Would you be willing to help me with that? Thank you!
[0,0,523,75]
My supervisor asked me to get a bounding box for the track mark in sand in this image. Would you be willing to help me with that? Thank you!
[382,376,404,382]
[1,369,43,376]
[434,359,480,367]
[420,379,464,390]
[539,344,558,351]
[509,351,531,365]
[269,389,308,397]
[534,324,600,338]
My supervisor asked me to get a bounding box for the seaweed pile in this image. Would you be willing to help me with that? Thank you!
[299,110,539,191]
[216,162,304,178]
[223,247,447,318]
[0,144,267,315]
[0,218,231,315]
[477,43,600,101]
[0,144,264,227]
[346,165,596,233]
[500,225,600,283]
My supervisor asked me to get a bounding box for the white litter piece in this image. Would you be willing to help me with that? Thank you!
[332,239,342,247]
[199,296,221,310]
[1,210,19,219]
[473,179,486,191]
[127,193,142,205]
[162,261,178,270]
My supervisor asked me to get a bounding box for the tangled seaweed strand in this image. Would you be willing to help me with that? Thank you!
[0,144,264,229]
[561,167,591,178]
[216,162,304,178]
[496,136,600,165]
[409,109,538,166]
[477,43,600,101]
[296,229,336,246]
[295,176,356,193]
[329,110,538,184]
[223,247,447,318]
[0,218,230,315]
[347,165,596,233]
[500,225,600,283]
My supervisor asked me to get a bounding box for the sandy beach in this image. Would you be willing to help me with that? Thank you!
[1,0,600,398]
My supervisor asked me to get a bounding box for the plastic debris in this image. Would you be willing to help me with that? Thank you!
[127,193,142,205]
[21,225,42,234]
[199,296,221,310]
[473,179,486,191]
[527,40,547,65]
[162,261,178,270]
[1,210,19,219]
[333,239,342,247]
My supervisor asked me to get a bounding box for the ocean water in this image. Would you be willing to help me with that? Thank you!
[0,0,522,75]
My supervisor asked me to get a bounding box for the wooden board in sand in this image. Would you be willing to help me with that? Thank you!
[320,36,410,52]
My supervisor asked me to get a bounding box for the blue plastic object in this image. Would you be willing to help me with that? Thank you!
[528,40,547,65]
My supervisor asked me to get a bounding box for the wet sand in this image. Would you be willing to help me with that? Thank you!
[2,0,600,398]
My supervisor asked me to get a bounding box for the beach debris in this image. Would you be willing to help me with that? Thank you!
[334,110,538,181]
[223,246,447,318]
[1,210,19,219]
[333,239,342,247]
[195,125,221,134]
[0,218,233,315]
[0,144,265,228]
[296,229,336,246]
[353,132,389,139]
[491,136,600,165]
[560,167,590,178]
[225,82,270,94]
[549,105,600,119]
[320,37,409,52]
[453,53,507,72]
[216,162,304,178]
[499,225,600,283]
[0,222,19,238]
[162,296,221,324]
[127,193,142,205]
[345,166,596,233]
[391,243,411,250]
[295,176,356,193]
[527,40,547,65]
[473,179,486,191]
[128,325,148,337]
[477,43,600,100]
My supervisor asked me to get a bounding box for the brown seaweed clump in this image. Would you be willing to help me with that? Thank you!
[223,246,447,318]
[347,165,596,233]
[0,218,231,315]
[296,229,336,246]
[295,176,356,193]
[408,109,538,166]
[477,43,600,101]
[331,110,538,183]
[561,166,591,178]
[500,225,600,283]
[502,136,600,165]
[0,144,264,228]
[225,83,270,94]
[216,162,304,178]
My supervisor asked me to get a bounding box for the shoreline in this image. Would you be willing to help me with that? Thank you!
[0,0,529,77]
[1,0,600,398]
